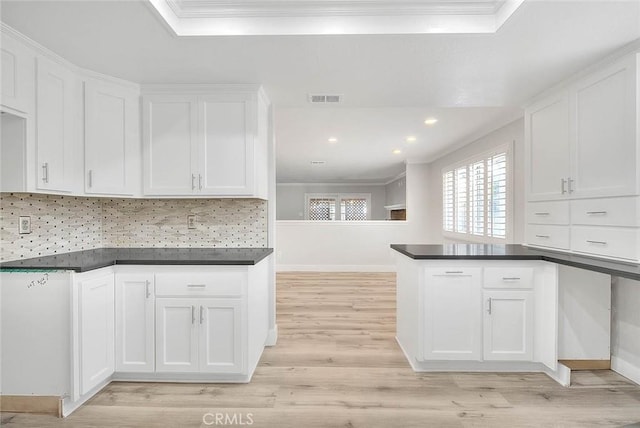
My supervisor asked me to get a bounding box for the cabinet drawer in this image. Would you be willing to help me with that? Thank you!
[483,267,534,289]
[526,201,570,225]
[155,271,245,297]
[526,224,570,250]
[571,226,639,261]
[571,197,640,227]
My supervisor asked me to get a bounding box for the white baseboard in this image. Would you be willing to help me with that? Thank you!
[276,264,395,272]
[612,355,640,386]
[265,325,278,346]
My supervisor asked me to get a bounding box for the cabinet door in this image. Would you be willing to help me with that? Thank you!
[1,33,34,114]
[156,298,199,372]
[198,298,244,374]
[423,268,482,360]
[198,95,254,195]
[572,55,638,198]
[36,57,75,192]
[143,95,198,195]
[525,92,571,201]
[85,80,139,195]
[483,290,533,361]
[115,274,155,373]
[79,273,115,395]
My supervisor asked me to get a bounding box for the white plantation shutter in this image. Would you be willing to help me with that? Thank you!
[487,153,507,238]
[455,166,468,233]
[442,147,509,240]
[443,171,454,232]
[470,160,485,236]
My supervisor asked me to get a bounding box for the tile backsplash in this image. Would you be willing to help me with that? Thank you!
[102,198,267,248]
[0,193,268,262]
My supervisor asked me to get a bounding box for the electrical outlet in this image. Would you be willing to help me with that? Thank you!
[19,216,31,234]
[187,215,197,229]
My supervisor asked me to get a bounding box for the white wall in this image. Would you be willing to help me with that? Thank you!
[385,175,406,206]
[612,277,640,385]
[276,183,389,220]
[275,163,429,271]
[424,118,525,244]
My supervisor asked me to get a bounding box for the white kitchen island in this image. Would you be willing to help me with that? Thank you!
[392,244,624,386]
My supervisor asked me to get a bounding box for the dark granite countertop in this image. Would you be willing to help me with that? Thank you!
[0,248,274,272]
[391,244,640,281]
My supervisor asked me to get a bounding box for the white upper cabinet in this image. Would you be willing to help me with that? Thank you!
[526,53,639,202]
[525,92,571,201]
[1,29,35,114]
[36,56,76,192]
[142,86,269,198]
[143,95,198,195]
[571,54,638,198]
[199,95,254,195]
[84,80,140,196]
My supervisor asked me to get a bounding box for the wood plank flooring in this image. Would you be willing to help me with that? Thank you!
[3,272,640,427]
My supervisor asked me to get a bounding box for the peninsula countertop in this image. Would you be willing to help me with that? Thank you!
[391,243,640,281]
[0,247,274,272]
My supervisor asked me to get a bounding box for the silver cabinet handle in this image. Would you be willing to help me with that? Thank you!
[88,170,93,188]
[187,284,206,288]
[561,178,567,194]
[42,163,49,183]
[445,271,464,274]
[586,240,607,245]
[534,212,550,216]
[586,211,607,215]
[191,306,196,324]
[502,277,521,281]
[145,280,151,298]
[191,174,196,190]
[198,174,203,190]
[535,234,550,238]
[487,298,492,314]
[568,177,574,193]
[200,306,204,324]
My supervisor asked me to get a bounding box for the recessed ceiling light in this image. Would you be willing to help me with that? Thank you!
[424,117,438,126]
[392,149,402,155]
[328,137,338,143]
[406,136,417,143]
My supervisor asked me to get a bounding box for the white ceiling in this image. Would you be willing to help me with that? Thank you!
[1,0,639,183]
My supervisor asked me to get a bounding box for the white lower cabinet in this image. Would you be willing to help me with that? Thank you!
[155,298,244,373]
[397,258,558,380]
[483,290,533,361]
[115,274,155,373]
[77,271,115,396]
[155,299,244,374]
[423,268,482,360]
[156,298,200,372]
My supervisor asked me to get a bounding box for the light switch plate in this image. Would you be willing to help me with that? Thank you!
[187,215,196,229]
[19,216,31,234]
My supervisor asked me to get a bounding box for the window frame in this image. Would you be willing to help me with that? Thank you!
[304,193,372,221]
[441,143,513,243]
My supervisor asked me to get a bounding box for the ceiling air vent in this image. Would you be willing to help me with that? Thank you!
[310,160,326,166]
[308,94,342,104]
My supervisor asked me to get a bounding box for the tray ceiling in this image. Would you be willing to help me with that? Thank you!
[149,0,523,35]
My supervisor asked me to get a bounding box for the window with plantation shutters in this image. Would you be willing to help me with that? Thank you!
[442,145,510,241]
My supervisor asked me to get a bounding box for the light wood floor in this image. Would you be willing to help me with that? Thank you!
[3,272,640,427]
